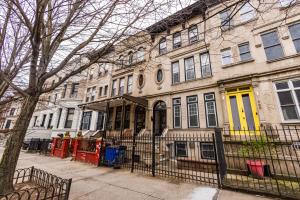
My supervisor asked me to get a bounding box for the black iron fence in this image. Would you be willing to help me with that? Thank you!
[102,126,300,199]
[221,126,300,199]
[22,139,52,155]
[0,167,72,200]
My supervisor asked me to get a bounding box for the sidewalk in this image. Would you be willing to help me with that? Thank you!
[0,147,273,200]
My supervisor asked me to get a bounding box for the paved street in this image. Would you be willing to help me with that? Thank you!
[0,147,273,200]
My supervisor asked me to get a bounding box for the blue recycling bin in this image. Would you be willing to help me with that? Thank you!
[105,145,126,167]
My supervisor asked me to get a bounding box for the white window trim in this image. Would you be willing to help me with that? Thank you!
[205,98,218,128]
[187,97,199,128]
[221,49,232,65]
[274,79,300,123]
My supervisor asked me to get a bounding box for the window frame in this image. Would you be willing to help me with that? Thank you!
[127,75,133,94]
[159,38,167,55]
[171,61,180,84]
[279,0,296,7]
[288,22,300,53]
[200,142,215,160]
[184,57,196,81]
[187,95,200,128]
[220,9,234,30]
[112,80,117,97]
[238,42,252,61]
[175,141,188,157]
[81,111,92,130]
[173,32,182,49]
[64,108,75,128]
[70,83,79,98]
[239,2,255,22]
[173,98,181,129]
[221,48,233,65]
[119,78,125,96]
[274,79,300,122]
[199,52,212,78]
[188,25,198,44]
[261,30,284,61]
[204,93,218,128]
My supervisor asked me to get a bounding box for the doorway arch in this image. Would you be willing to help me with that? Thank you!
[153,101,167,136]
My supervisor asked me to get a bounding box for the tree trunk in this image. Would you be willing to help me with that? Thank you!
[0,95,39,195]
[0,81,9,98]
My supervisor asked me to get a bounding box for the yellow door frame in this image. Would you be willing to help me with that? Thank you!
[225,86,260,135]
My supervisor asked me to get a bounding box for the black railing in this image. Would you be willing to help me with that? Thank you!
[78,139,97,152]
[0,167,72,200]
[221,126,300,199]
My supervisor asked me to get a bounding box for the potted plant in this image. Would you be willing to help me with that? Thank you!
[64,131,70,138]
[239,136,275,178]
[77,131,83,138]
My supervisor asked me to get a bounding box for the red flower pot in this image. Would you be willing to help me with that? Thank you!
[246,160,264,178]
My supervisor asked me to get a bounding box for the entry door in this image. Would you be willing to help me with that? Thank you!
[226,86,260,133]
[153,101,167,136]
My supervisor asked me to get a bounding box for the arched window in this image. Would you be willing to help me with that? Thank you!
[128,51,134,65]
[137,47,145,62]
[159,38,167,55]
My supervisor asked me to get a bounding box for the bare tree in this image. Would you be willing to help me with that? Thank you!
[0,0,171,194]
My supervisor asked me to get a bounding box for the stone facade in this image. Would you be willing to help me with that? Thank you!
[2,0,300,139]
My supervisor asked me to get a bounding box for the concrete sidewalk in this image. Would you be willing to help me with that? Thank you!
[0,147,273,200]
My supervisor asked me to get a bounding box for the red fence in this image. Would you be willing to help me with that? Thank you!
[51,137,70,159]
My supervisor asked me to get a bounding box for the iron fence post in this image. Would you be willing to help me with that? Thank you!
[65,178,72,200]
[152,133,155,177]
[29,166,34,182]
[131,132,136,173]
[214,128,227,188]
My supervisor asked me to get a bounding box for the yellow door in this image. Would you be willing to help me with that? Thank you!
[225,86,260,134]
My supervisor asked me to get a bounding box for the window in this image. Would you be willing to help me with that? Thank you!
[138,74,144,87]
[238,42,252,61]
[99,87,103,97]
[89,68,94,80]
[200,143,215,160]
[65,108,75,128]
[61,84,67,98]
[54,94,57,104]
[171,61,180,84]
[173,32,181,48]
[124,105,131,129]
[5,120,11,129]
[119,78,125,96]
[279,0,296,7]
[128,51,134,65]
[275,79,300,121]
[47,113,53,129]
[240,2,255,22]
[86,88,91,102]
[173,98,181,128]
[289,23,300,53]
[204,93,218,127]
[159,38,167,55]
[184,57,196,81]
[175,142,187,157]
[156,69,163,82]
[57,108,62,128]
[221,48,232,65]
[81,111,92,130]
[70,83,79,98]
[91,87,96,101]
[97,112,105,130]
[187,96,199,127]
[115,106,122,130]
[9,108,16,116]
[137,47,145,62]
[118,55,124,67]
[41,114,47,127]
[188,25,198,43]
[33,116,38,127]
[200,52,212,77]
[220,9,233,30]
[104,85,108,96]
[261,31,284,60]
[112,80,117,97]
[127,75,133,94]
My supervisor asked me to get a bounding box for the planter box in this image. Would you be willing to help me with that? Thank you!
[51,137,70,159]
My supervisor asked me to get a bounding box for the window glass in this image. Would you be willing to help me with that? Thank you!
[81,111,92,130]
[184,57,196,81]
[65,108,75,128]
[173,32,181,48]
[279,0,296,6]
[238,42,252,61]
[173,98,181,128]
[172,61,180,84]
[201,143,215,159]
[200,52,212,77]
[159,38,167,54]
[127,75,133,93]
[137,47,145,62]
[289,23,300,53]
[204,93,218,127]
[240,2,255,22]
[220,9,233,30]
[112,80,117,96]
[187,96,199,127]
[261,31,284,60]
[115,106,122,130]
[119,78,125,96]
[189,25,198,43]
[175,142,187,157]
[275,80,300,120]
[157,69,163,82]
[221,49,232,65]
